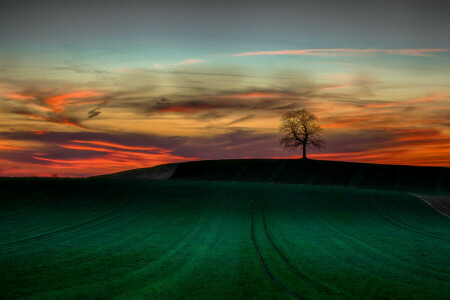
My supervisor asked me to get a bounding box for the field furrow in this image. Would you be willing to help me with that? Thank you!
[250,199,300,299]
[0,179,448,299]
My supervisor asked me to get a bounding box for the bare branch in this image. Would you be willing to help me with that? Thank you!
[279,108,325,159]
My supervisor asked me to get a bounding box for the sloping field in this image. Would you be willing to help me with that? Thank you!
[102,159,450,194]
[1,178,449,299]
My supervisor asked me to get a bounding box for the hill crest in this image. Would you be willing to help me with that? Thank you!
[95,159,449,194]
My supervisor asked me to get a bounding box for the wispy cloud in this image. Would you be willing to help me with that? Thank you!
[6,90,104,113]
[150,59,205,70]
[2,86,106,128]
[174,59,205,66]
[145,89,308,116]
[309,129,450,167]
[365,92,449,109]
[235,49,449,57]
[12,109,87,129]
[45,91,104,113]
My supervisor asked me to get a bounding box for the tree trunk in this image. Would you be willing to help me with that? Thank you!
[302,144,307,160]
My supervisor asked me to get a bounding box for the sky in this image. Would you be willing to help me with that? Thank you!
[0,0,449,177]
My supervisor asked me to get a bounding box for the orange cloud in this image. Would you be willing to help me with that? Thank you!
[309,146,450,167]
[275,126,450,167]
[0,138,196,177]
[71,140,170,152]
[0,137,25,150]
[308,128,450,166]
[322,116,373,128]
[235,49,449,57]
[366,92,449,109]
[6,90,103,113]
[410,92,449,103]
[5,89,105,129]
[0,144,24,150]
[14,111,86,129]
[393,129,450,144]
[45,90,104,113]
[7,93,35,101]
[27,140,196,176]
[4,89,106,129]
[59,144,118,153]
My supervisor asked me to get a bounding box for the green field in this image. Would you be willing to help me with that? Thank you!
[1,178,449,299]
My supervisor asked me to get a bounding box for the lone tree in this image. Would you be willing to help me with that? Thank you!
[279,108,325,160]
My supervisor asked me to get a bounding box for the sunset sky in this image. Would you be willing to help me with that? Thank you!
[1,0,449,177]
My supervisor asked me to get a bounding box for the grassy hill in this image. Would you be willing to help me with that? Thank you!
[1,178,449,299]
[100,159,450,194]
[2,159,448,298]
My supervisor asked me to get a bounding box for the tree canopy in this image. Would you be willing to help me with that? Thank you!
[279,108,325,159]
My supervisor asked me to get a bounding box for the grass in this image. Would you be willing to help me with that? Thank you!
[1,178,449,299]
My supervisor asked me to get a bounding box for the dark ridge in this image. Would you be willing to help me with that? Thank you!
[96,159,450,194]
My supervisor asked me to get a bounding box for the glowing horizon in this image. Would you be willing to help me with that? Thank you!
[1,0,449,177]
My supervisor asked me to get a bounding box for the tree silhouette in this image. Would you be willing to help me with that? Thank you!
[279,108,325,160]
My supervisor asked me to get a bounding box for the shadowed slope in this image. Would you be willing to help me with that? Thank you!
[100,163,178,180]
[98,159,450,195]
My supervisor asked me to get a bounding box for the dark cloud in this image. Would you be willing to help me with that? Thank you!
[87,110,101,119]
[224,114,255,126]
[87,99,109,119]
[143,89,310,118]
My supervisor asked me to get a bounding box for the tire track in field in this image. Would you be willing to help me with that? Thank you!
[298,192,450,282]
[250,199,301,300]
[98,191,234,297]
[284,185,450,285]
[374,198,449,239]
[259,199,352,300]
[0,195,135,249]
[369,198,450,242]
[53,193,221,298]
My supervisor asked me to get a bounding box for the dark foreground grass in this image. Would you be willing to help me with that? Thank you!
[0,178,449,299]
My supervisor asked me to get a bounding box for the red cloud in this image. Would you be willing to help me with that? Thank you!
[308,129,450,166]
[7,90,103,113]
[33,130,50,135]
[26,140,196,176]
[0,144,24,150]
[45,91,104,113]
[6,89,104,129]
[7,93,35,101]
[71,140,170,152]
